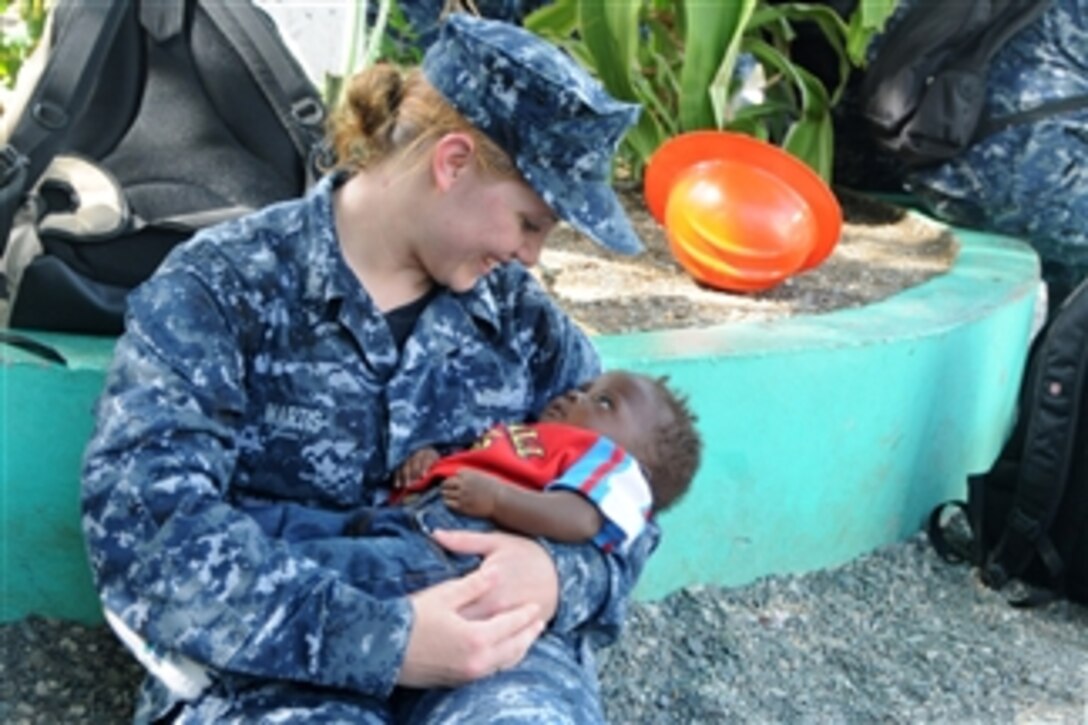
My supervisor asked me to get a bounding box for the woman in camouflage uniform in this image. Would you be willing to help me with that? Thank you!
[82,14,652,723]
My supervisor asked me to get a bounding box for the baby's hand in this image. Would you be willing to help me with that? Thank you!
[441,470,501,517]
[396,448,440,489]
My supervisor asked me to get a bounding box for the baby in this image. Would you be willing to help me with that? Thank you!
[380,370,702,552]
[248,370,701,596]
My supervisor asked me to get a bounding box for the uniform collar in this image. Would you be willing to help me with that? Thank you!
[312,173,357,311]
[453,276,502,337]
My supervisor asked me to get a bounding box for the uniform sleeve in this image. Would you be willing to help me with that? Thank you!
[80,253,411,698]
[541,523,659,645]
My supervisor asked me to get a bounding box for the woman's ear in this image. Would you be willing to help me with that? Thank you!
[432,132,475,191]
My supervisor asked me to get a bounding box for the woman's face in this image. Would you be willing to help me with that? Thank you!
[420,159,558,292]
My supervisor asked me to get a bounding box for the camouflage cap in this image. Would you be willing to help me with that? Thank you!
[422,13,644,254]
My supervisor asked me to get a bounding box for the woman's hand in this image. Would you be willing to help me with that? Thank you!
[398,568,544,688]
[432,529,560,622]
[396,530,559,687]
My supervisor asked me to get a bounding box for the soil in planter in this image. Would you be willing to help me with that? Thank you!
[537,188,957,335]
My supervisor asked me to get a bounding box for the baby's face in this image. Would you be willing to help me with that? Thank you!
[538,372,668,463]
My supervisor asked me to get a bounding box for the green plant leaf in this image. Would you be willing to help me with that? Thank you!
[569,0,668,165]
[744,36,829,115]
[524,0,579,38]
[631,68,678,138]
[743,36,833,178]
[378,0,423,65]
[726,117,770,141]
[679,0,756,131]
[622,108,668,165]
[847,0,899,65]
[750,3,853,103]
[783,115,833,180]
[728,99,796,125]
[578,0,641,101]
[363,0,393,68]
[518,0,875,183]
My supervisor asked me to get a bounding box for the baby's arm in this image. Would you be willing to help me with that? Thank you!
[441,469,602,542]
[344,447,442,536]
[395,447,441,490]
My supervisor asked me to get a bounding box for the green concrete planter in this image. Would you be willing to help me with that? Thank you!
[2,334,115,624]
[610,224,1040,599]
[0,218,1039,624]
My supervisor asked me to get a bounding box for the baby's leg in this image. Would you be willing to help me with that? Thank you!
[289,505,477,598]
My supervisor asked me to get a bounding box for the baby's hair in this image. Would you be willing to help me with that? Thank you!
[327,64,517,179]
[643,376,702,513]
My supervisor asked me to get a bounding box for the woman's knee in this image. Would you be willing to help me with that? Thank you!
[398,636,604,724]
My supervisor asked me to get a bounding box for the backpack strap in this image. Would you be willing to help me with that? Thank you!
[197,0,327,187]
[0,329,67,365]
[0,0,129,257]
[976,94,1088,141]
[985,278,1088,590]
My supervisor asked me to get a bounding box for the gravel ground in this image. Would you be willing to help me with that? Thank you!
[3,532,1086,723]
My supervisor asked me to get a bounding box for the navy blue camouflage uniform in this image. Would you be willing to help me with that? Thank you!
[82,14,652,724]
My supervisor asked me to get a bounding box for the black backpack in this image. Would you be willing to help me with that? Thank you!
[0,0,326,337]
[929,277,1088,606]
[861,0,1088,167]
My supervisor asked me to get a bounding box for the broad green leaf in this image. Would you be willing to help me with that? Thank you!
[363,0,393,69]
[579,0,642,101]
[725,117,770,141]
[524,0,579,39]
[729,99,796,125]
[783,115,833,180]
[563,42,597,72]
[748,5,794,39]
[791,60,831,121]
[847,0,899,65]
[631,70,678,138]
[679,0,756,131]
[784,61,834,178]
[857,0,901,35]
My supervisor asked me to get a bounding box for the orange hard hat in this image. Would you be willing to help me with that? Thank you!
[645,131,843,291]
